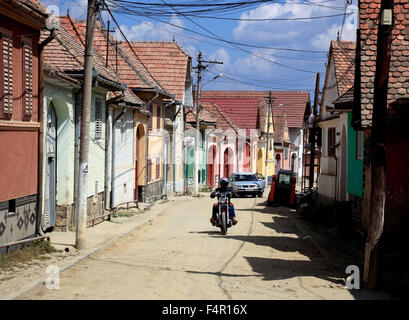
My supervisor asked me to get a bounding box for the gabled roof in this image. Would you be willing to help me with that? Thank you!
[203,103,239,132]
[199,92,260,132]
[273,107,289,144]
[59,16,167,94]
[356,0,409,128]
[120,41,191,101]
[200,91,310,129]
[41,23,142,105]
[331,40,356,97]
[333,86,354,110]
[185,106,216,125]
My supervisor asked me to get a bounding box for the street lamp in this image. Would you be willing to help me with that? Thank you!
[201,73,224,89]
[194,73,223,196]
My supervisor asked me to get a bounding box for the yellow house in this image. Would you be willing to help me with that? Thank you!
[257,97,275,180]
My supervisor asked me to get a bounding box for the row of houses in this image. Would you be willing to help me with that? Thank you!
[0,0,311,247]
[307,0,409,287]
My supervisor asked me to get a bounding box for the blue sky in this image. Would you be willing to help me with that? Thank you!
[42,0,358,99]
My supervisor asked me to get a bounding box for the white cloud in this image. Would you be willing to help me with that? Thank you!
[208,48,231,73]
[118,15,185,42]
[232,0,354,51]
[311,5,358,50]
[234,49,276,75]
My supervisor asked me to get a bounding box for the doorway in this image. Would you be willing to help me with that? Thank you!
[44,102,57,230]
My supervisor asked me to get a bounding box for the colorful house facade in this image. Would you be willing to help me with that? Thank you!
[317,40,363,209]
[124,41,194,195]
[0,0,48,246]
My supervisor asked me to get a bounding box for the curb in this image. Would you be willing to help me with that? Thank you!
[4,197,190,300]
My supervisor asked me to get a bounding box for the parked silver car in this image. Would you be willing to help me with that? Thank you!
[228,172,264,197]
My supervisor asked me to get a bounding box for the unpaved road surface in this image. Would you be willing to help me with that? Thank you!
[20,195,386,299]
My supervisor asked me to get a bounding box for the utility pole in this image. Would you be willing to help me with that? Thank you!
[265,91,273,183]
[309,72,320,189]
[193,51,222,196]
[76,0,100,250]
[364,0,394,289]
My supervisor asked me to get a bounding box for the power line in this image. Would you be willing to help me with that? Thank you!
[157,0,318,73]
[206,69,314,91]
[102,0,166,91]
[112,10,327,63]
[105,1,328,54]
[163,12,354,21]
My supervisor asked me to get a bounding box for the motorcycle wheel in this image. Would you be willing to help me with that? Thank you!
[220,211,227,235]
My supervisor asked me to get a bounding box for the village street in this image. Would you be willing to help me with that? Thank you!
[19,193,386,300]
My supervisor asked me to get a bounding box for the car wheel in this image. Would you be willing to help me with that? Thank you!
[252,194,256,198]
[258,193,263,198]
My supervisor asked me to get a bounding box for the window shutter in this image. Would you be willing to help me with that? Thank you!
[95,97,102,139]
[147,158,152,182]
[328,128,336,157]
[148,105,153,132]
[22,42,33,120]
[156,157,160,179]
[156,105,161,129]
[0,33,13,119]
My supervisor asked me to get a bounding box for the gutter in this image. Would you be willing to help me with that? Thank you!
[36,28,57,236]
[67,72,124,91]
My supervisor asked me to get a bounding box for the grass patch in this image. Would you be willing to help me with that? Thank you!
[0,240,59,272]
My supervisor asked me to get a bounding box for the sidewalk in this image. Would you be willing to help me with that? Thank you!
[0,195,192,300]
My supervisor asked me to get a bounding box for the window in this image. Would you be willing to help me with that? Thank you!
[121,116,125,144]
[148,105,153,132]
[0,29,13,119]
[95,97,102,139]
[156,157,160,179]
[356,131,364,160]
[156,105,161,129]
[284,147,288,160]
[328,127,336,157]
[22,40,33,120]
[147,158,152,182]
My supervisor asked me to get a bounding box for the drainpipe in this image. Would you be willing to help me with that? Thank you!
[162,97,176,195]
[110,107,126,209]
[144,88,159,201]
[36,28,57,236]
[104,103,112,210]
[105,90,126,210]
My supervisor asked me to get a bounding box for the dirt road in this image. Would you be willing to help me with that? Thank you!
[20,194,385,299]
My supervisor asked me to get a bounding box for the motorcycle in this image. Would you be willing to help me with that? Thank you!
[214,191,233,235]
[299,188,317,218]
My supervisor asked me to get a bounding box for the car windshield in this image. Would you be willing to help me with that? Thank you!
[235,174,257,182]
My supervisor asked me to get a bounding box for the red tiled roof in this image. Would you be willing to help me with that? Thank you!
[120,41,191,101]
[199,92,260,132]
[199,91,310,129]
[272,107,289,144]
[59,17,166,92]
[19,0,47,14]
[41,23,143,105]
[358,0,409,127]
[203,103,239,132]
[185,106,216,125]
[331,40,356,97]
